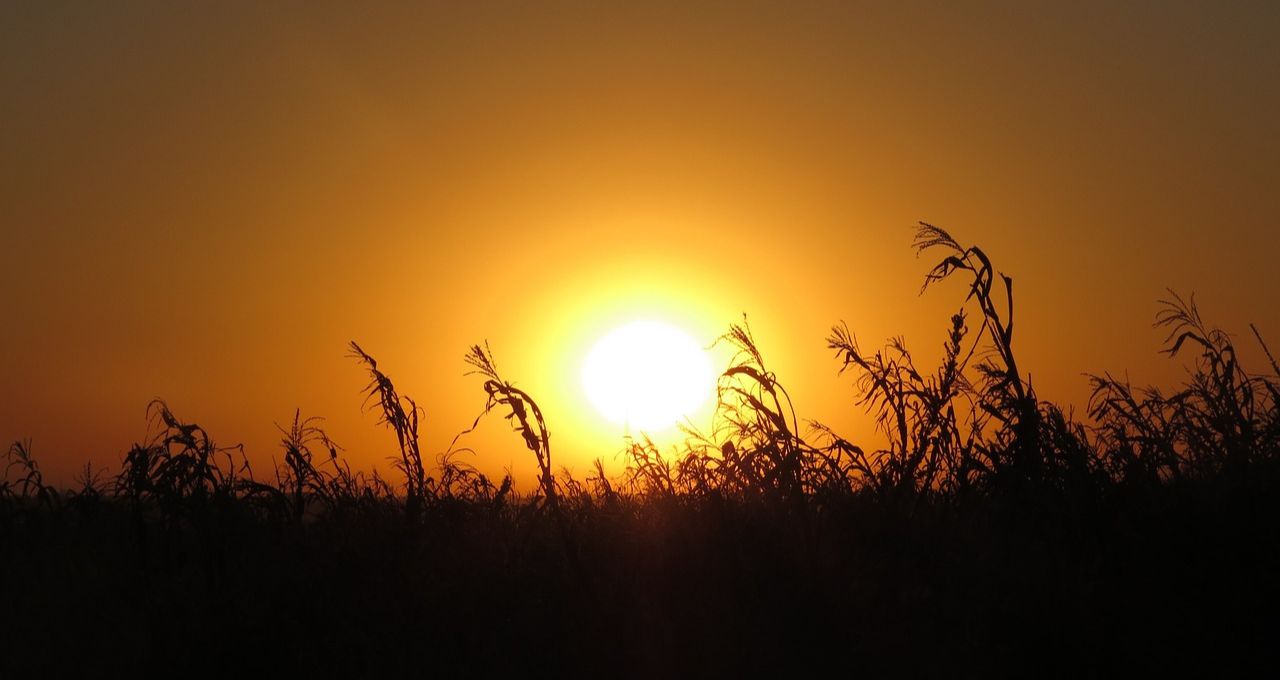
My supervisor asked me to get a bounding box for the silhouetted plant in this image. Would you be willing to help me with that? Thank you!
[622,435,678,498]
[114,400,251,509]
[1090,291,1280,485]
[587,458,619,503]
[668,317,866,505]
[912,222,1047,488]
[4,439,55,507]
[349,341,429,517]
[464,342,557,509]
[818,311,974,499]
[436,448,509,504]
[273,410,343,521]
[462,341,589,577]
[64,462,107,516]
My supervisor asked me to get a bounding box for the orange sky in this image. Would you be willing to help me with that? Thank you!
[3,1,1279,486]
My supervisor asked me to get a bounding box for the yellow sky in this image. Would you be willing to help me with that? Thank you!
[3,1,1279,485]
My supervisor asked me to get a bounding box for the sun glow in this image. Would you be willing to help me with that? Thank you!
[581,320,714,432]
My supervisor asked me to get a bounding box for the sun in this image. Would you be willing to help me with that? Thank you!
[581,320,715,432]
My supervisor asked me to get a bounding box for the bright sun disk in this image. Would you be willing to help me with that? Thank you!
[581,320,714,432]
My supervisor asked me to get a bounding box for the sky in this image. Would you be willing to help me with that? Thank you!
[3,1,1279,486]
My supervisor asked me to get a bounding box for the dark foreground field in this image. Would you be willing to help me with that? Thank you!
[5,478,1280,676]
[5,226,1278,675]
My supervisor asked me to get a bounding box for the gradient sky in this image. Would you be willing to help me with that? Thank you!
[3,1,1279,486]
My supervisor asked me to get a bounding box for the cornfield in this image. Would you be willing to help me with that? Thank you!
[4,224,1277,676]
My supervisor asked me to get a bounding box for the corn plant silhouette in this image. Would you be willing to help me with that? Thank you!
[1089,290,1280,484]
[913,223,1045,488]
[463,342,586,576]
[817,312,974,499]
[463,342,559,510]
[349,341,429,518]
[4,439,53,506]
[114,400,252,506]
[808,222,1103,503]
[273,410,343,522]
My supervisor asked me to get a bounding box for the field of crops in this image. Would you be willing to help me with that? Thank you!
[5,226,1277,675]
